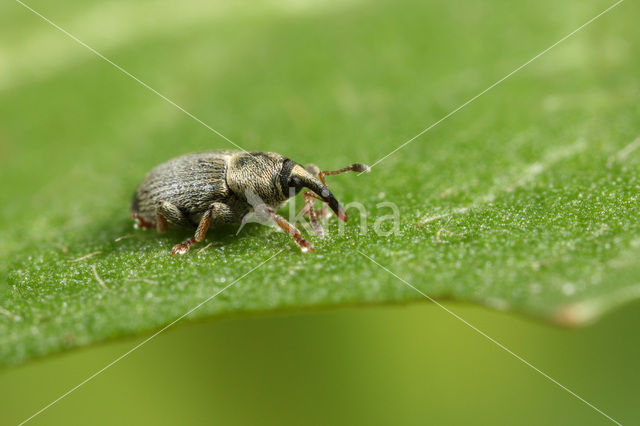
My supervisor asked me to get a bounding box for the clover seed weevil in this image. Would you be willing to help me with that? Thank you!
[130,150,369,254]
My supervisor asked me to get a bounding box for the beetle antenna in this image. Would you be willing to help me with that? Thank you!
[318,163,370,185]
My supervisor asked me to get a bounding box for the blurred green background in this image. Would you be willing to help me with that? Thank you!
[2,0,639,424]
[3,302,640,425]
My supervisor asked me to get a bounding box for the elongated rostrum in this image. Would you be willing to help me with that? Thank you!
[130,150,369,254]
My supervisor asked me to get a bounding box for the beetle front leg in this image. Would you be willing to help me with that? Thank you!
[302,191,324,238]
[265,207,314,253]
[172,209,212,255]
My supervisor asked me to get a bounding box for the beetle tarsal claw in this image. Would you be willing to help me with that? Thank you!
[172,245,189,255]
[298,239,314,253]
[312,222,325,238]
[172,238,195,255]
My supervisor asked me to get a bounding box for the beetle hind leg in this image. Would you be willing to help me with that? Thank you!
[170,203,236,255]
[156,201,191,229]
[131,212,155,230]
[172,209,212,255]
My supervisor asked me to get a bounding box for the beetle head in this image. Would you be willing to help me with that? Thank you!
[280,159,347,222]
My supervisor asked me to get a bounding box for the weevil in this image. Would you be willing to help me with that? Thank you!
[130,150,369,255]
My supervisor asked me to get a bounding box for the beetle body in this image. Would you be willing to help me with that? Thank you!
[131,150,368,254]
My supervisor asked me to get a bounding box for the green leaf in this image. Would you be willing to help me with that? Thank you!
[2,0,639,367]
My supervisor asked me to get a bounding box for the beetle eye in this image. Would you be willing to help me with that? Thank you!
[286,176,304,195]
[279,159,305,197]
[287,176,304,195]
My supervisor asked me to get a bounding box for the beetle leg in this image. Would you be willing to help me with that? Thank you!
[303,191,324,238]
[156,212,169,233]
[301,188,333,219]
[317,163,370,186]
[156,201,191,228]
[315,204,330,219]
[131,213,155,230]
[172,209,212,255]
[265,207,314,253]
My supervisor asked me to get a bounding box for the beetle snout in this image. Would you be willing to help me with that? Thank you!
[326,194,347,222]
[291,166,348,222]
[310,183,347,222]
